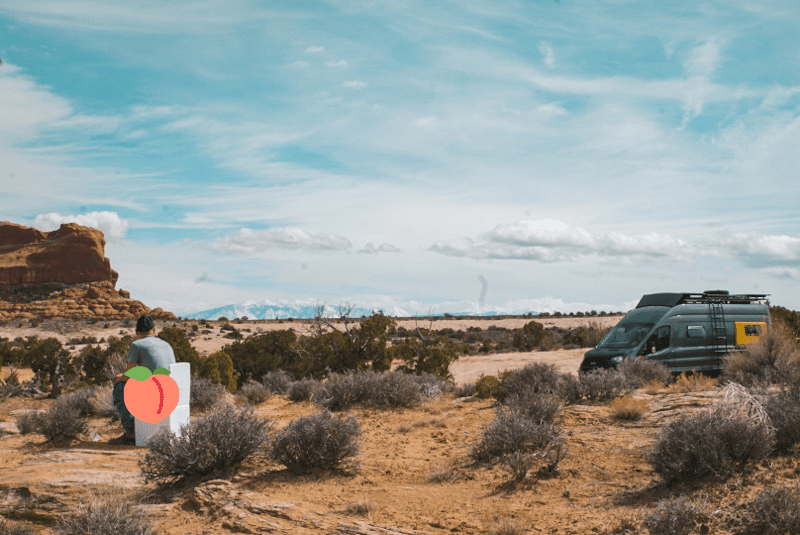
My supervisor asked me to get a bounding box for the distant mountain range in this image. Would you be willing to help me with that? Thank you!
[180,300,527,320]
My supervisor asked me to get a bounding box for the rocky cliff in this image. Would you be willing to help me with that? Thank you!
[0,222,176,320]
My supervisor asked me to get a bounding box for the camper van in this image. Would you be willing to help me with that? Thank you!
[579,291,770,375]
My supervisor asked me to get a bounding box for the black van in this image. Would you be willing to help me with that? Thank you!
[579,291,770,375]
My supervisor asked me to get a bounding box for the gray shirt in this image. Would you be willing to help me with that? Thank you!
[129,336,177,372]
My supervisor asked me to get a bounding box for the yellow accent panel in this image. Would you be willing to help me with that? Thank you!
[735,322,767,346]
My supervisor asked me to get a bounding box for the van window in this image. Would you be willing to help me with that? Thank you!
[744,325,762,336]
[641,325,670,354]
[596,322,653,349]
[687,326,706,338]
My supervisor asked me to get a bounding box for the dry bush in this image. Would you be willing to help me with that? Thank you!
[88,384,119,421]
[269,411,361,473]
[762,392,800,453]
[313,371,440,411]
[735,486,800,535]
[0,517,35,535]
[190,375,227,411]
[666,372,717,393]
[722,320,800,392]
[491,519,525,535]
[140,404,272,485]
[475,375,501,399]
[28,396,90,442]
[52,486,154,535]
[101,352,128,384]
[647,407,772,483]
[14,410,44,435]
[579,368,631,402]
[617,357,672,387]
[608,396,649,421]
[287,378,323,402]
[344,501,371,516]
[471,409,560,463]
[504,390,561,424]
[642,496,707,535]
[260,370,294,395]
[236,378,272,405]
[498,362,580,403]
[58,387,98,418]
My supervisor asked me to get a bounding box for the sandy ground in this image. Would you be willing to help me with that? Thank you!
[2,315,798,534]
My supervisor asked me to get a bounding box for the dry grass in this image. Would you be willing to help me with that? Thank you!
[608,396,649,421]
[665,372,717,393]
[641,378,667,394]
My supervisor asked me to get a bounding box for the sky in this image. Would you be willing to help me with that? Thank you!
[1,0,799,317]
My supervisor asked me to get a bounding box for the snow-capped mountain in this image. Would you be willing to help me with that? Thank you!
[180,299,522,320]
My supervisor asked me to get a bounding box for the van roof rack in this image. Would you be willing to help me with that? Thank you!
[636,292,769,308]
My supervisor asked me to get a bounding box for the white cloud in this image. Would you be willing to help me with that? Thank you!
[706,232,800,267]
[326,60,348,68]
[342,80,368,89]
[359,242,400,254]
[31,211,130,241]
[762,267,800,280]
[684,39,722,77]
[207,227,353,253]
[539,42,555,68]
[305,45,324,53]
[290,60,309,68]
[534,103,567,117]
[431,219,694,262]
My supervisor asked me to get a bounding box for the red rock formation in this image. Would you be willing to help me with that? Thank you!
[0,222,176,321]
[0,222,118,287]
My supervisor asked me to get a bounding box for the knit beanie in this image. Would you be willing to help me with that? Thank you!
[136,315,155,333]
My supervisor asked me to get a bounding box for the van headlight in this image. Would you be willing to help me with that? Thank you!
[610,356,623,365]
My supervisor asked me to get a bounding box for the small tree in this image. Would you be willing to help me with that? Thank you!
[223,329,298,386]
[512,321,547,351]
[394,326,458,379]
[27,337,76,398]
[198,351,240,393]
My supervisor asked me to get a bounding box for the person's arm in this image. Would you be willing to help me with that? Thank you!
[113,361,138,383]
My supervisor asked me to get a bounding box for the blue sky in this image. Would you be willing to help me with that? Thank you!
[1,0,799,316]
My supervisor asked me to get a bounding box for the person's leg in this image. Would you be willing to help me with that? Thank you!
[112,381,135,437]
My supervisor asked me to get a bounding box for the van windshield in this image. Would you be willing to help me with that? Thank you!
[595,322,654,349]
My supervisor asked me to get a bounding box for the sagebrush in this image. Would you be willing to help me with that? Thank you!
[270,411,361,473]
[52,487,154,535]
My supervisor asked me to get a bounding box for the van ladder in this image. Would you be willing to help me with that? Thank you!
[709,300,728,367]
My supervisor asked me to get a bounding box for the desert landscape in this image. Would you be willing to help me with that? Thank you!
[2,314,800,535]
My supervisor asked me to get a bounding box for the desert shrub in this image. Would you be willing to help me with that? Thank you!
[28,396,90,442]
[190,375,227,412]
[608,396,649,421]
[475,375,501,399]
[236,378,272,405]
[491,519,525,535]
[287,378,323,402]
[74,344,111,385]
[642,496,707,535]
[642,378,667,395]
[197,351,240,393]
[344,501,372,516]
[579,368,631,402]
[270,411,361,473]
[647,409,772,483]
[52,487,154,535]
[497,362,579,403]
[736,486,800,535]
[26,337,77,398]
[260,370,294,395]
[314,370,429,411]
[721,321,800,391]
[101,352,128,384]
[666,372,717,393]
[57,387,100,418]
[471,409,560,463]
[14,410,44,435]
[393,327,458,378]
[617,357,672,388]
[504,390,561,424]
[762,392,800,453]
[453,382,477,398]
[222,329,298,387]
[88,384,119,421]
[140,404,272,485]
[562,321,611,348]
[512,321,547,351]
